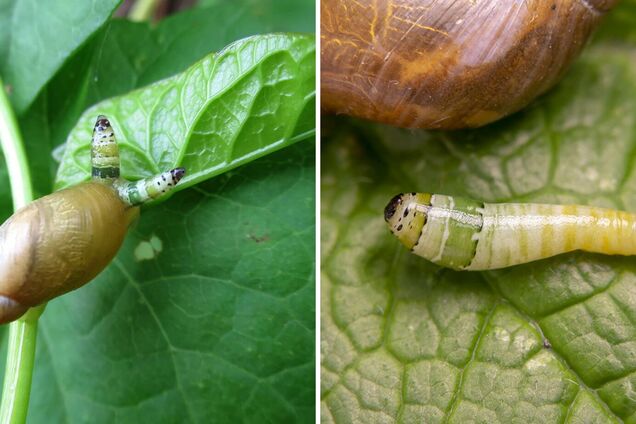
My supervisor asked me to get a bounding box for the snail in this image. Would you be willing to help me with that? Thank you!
[385,192,636,270]
[321,0,618,129]
[0,116,185,323]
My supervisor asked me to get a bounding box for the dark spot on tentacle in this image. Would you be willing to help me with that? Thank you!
[384,193,403,221]
[397,224,403,231]
[171,167,186,183]
[95,115,110,129]
[403,208,409,218]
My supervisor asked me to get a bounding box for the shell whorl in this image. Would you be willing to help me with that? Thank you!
[321,0,619,129]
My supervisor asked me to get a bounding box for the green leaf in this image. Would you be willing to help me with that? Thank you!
[36,0,315,159]
[143,0,315,85]
[594,0,636,43]
[33,140,315,423]
[15,0,315,199]
[321,9,636,424]
[0,0,121,114]
[55,33,315,191]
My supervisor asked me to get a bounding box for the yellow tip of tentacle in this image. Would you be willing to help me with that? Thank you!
[384,192,431,248]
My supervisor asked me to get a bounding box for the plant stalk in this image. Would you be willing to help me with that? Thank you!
[0,78,42,424]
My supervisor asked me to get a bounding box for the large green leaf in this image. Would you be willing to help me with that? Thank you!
[0,0,121,114]
[55,33,315,191]
[321,6,636,424]
[16,0,315,200]
[33,140,315,423]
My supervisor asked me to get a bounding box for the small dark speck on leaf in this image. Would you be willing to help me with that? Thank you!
[543,339,551,349]
[248,234,270,243]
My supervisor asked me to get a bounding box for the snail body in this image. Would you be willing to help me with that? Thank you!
[321,0,618,129]
[0,116,185,323]
[385,192,636,270]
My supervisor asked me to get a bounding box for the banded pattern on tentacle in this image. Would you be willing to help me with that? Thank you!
[90,116,186,206]
[115,168,186,206]
[384,193,636,270]
[92,115,120,181]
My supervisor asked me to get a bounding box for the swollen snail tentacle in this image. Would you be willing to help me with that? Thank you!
[385,193,636,270]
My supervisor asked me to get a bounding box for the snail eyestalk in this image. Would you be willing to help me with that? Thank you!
[91,116,186,206]
[386,192,636,270]
[91,115,120,181]
[115,167,186,206]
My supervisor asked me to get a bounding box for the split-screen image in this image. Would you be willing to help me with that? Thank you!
[1,1,636,423]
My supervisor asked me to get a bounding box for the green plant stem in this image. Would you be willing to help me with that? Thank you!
[128,0,160,22]
[0,85,32,209]
[0,78,43,424]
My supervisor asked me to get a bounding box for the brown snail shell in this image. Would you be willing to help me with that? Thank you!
[321,0,618,129]
[0,183,139,323]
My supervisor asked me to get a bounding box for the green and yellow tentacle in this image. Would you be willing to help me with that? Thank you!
[92,115,120,181]
[114,168,186,206]
[91,115,186,206]
[385,192,636,271]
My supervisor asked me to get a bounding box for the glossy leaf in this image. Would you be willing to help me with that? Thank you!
[34,140,315,423]
[0,0,121,114]
[321,5,636,423]
[55,33,315,191]
[17,0,315,199]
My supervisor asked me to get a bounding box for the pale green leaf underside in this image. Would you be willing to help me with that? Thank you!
[321,41,636,424]
[55,33,315,190]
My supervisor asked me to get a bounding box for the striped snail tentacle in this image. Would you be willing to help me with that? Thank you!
[91,115,120,181]
[385,192,636,270]
[90,115,186,206]
[115,168,186,206]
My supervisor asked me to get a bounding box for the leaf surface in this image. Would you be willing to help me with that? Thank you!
[55,33,315,192]
[34,140,315,423]
[14,0,315,199]
[0,0,121,113]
